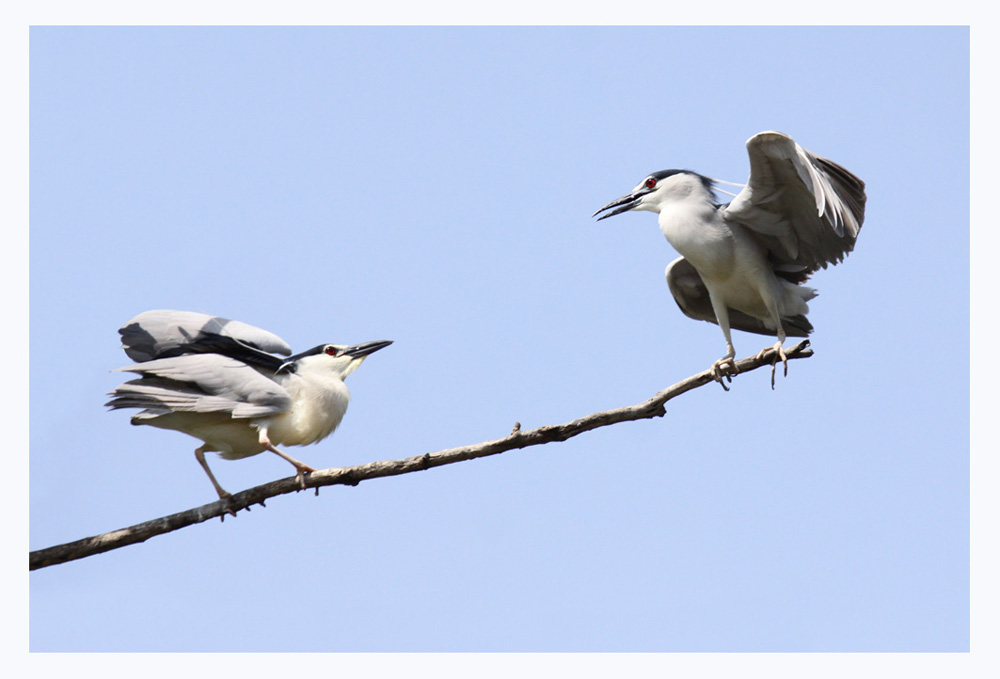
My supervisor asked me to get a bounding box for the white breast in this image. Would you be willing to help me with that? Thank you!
[266,372,351,447]
[657,203,735,279]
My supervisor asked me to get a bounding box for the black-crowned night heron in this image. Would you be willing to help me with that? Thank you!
[594,131,866,387]
[106,310,391,499]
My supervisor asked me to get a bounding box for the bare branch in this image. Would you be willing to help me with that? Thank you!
[30,341,812,571]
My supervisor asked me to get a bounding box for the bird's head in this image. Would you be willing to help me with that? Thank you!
[593,170,716,220]
[278,340,393,380]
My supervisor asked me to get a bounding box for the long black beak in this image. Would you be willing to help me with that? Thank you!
[593,191,644,221]
[341,340,393,358]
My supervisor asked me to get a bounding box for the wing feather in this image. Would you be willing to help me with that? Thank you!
[722,131,866,274]
[665,257,812,337]
[119,310,292,366]
[106,354,292,419]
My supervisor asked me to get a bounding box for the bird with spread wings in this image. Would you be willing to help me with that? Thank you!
[595,131,866,388]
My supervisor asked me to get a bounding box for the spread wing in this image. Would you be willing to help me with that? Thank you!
[665,257,812,338]
[118,309,291,371]
[721,131,866,275]
[106,353,292,421]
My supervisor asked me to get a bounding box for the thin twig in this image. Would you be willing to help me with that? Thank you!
[29,341,812,571]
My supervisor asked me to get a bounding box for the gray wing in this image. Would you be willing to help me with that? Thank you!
[665,257,812,338]
[722,131,866,274]
[119,309,292,367]
[106,353,292,420]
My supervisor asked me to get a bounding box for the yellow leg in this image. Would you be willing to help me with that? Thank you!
[194,445,231,500]
[258,431,316,489]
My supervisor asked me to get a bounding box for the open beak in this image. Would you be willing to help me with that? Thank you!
[593,190,647,221]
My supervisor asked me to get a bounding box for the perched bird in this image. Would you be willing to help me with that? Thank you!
[594,131,866,386]
[107,310,392,499]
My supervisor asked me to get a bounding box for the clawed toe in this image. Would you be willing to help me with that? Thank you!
[293,464,316,489]
[711,357,737,391]
[759,341,789,389]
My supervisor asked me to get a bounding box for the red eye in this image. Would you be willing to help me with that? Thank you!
[324,346,337,356]
[645,178,657,189]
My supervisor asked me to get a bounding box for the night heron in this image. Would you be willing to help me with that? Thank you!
[107,310,392,499]
[593,131,866,387]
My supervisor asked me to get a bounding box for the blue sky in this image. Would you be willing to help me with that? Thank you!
[25,24,971,662]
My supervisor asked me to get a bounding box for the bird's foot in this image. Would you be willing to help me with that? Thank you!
[711,356,737,391]
[214,490,238,518]
[756,341,789,389]
[211,484,236,511]
[292,463,317,490]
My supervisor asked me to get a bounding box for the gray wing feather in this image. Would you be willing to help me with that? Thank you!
[119,310,292,362]
[665,257,812,338]
[106,354,292,419]
[722,131,866,274]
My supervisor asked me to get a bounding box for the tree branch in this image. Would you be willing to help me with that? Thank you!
[30,341,812,571]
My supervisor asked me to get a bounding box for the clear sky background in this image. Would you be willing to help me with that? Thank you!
[25,24,971,661]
